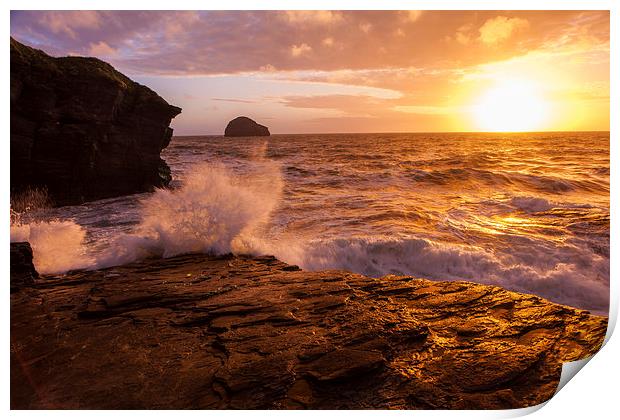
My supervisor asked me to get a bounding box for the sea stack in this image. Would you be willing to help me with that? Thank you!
[224,116,270,137]
[10,38,182,206]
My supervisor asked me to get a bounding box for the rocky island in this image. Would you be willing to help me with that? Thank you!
[10,38,182,206]
[10,250,607,409]
[224,116,270,137]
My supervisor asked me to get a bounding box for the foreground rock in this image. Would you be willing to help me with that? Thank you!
[224,116,270,137]
[10,38,182,206]
[10,242,38,292]
[11,254,606,409]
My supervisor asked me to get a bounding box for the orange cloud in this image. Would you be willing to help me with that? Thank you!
[478,16,529,45]
[291,43,312,57]
[455,24,474,45]
[402,11,423,22]
[282,11,343,25]
[359,22,373,34]
[11,10,609,133]
[13,11,608,76]
[89,41,116,57]
[38,10,101,39]
[322,37,335,47]
[164,11,200,39]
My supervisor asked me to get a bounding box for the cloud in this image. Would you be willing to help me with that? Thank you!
[278,93,461,132]
[10,10,607,77]
[212,98,258,104]
[259,64,277,72]
[403,11,423,22]
[281,94,389,116]
[478,16,530,45]
[38,10,102,39]
[88,41,117,57]
[291,43,312,57]
[164,11,200,39]
[359,22,373,34]
[267,67,455,102]
[392,105,459,115]
[455,24,473,45]
[9,10,608,134]
[282,11,343,25]
[279,91,460,120]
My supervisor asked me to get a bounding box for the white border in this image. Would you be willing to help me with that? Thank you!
[3,1,617,419]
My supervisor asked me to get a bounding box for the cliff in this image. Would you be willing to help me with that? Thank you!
[10,38,182,205]
[224,116,270,137]
[11,253,607,409]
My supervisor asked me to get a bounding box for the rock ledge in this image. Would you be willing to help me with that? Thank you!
[11,253,607,409]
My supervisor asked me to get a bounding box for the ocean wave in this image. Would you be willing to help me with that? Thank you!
[95,152,282,268]
[10,134,609,316]
[269,236,609,314]
[403,167,608,194]
[11,142,284,273]
[507,196,554,213]
[10,220,94,274]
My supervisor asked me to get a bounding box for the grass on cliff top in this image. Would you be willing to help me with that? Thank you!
[11,37,134,90]
[11,37,180,113]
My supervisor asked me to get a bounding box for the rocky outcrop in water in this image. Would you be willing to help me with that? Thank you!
[10,242,38,292]
[224,116,270,137]
[11,253,606,409]
[10,38,182,206]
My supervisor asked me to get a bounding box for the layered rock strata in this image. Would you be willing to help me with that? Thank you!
[10,253,607,409]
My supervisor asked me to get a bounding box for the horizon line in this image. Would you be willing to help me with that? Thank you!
[172,129,611,137]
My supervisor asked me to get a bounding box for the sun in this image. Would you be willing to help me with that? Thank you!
[471,79,550,132]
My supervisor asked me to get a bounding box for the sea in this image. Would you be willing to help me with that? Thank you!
[10,132,610,314]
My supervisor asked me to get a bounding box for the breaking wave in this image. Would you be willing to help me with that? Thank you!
[10,220,94,274]
[93,142,282,268]
[95,159,282,267]
[9,133,609,315]
[272,236,609,314]
[403,167,608,194]
[11,142,283,273]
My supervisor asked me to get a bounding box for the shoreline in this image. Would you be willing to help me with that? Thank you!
[11,252,607,409]
[16,240,610,316]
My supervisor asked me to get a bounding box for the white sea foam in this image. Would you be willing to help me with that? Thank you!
[10,142,282,273]
[9,133,609,314]
[95,144,283,268]
[270,236,609,314]
[10,220,94,274]
[508,196,554,213]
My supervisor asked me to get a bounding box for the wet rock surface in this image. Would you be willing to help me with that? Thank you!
[10,242,38,292]
[224,116,270,137]
[10,38,182,205]
[11,253,607,409]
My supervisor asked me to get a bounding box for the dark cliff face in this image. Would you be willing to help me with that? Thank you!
[10,38,182,206]
[224,116,270,137]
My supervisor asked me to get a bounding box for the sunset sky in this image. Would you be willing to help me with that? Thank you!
[10,10,610,134]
